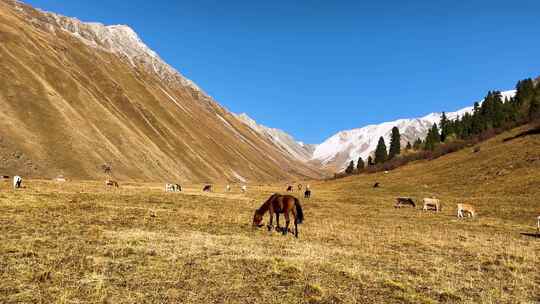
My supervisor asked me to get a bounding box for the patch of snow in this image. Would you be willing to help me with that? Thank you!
[23,5,203,93]
[159,87,189,113]
[231,170,247,183]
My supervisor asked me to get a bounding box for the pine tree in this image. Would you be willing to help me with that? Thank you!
[440,112,449,142]
[471,102,483,135]
[374,137,388,164]
[424,123,440,151]
[405,141,412,150]
[388,127,401,159]
[367,156,374,166]
[459,112,473,139]
[529,95,540,121]
[356,157,365,171]
[515,78,535,107]
[413,138,422,150]
[345,160,355,174]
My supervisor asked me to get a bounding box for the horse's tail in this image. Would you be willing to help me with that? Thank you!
[294,198,304,224]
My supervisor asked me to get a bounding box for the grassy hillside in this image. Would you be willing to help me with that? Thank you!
[0,126,539,303]
[0,1,322,182]
[324,124,540,223]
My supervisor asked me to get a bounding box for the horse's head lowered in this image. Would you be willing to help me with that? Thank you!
[252,209,264,228]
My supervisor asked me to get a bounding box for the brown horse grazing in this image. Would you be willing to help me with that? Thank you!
[286,185,293,192]
[203,185,212,192]
[297,184,303,191]
[252,194,304,238]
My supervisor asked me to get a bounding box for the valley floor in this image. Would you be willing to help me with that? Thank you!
[0,178,538,304]
[1,127,540,303]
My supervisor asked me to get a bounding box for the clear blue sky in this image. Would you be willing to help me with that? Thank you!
[25,0,540,143]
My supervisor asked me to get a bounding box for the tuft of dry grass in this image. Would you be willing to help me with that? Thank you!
[1,127,540,303]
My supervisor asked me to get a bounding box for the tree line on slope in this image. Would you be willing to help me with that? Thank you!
[337,76,540,178]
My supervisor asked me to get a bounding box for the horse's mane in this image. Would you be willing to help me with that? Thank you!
[257,193,279,214]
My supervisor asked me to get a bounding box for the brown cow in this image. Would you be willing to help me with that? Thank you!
[395,197,415,208]
[105,180,119,188]
[457,203,476,218]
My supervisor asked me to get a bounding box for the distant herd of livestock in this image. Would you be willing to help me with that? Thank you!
[394,196,477,218]
[3,175,539,235]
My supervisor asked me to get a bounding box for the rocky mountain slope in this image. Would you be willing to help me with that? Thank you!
[0,0,322,182]
[235,113,316,162]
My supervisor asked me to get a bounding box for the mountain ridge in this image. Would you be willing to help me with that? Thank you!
[311,90,517,170]
[239,90,516,171]
[0,0,323,182]
[235,113,316,162]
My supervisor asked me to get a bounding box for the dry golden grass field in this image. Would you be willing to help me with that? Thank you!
[1,126,540,304]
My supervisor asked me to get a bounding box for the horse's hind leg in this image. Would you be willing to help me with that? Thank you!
[283,212,290,236]
[294,219,298,238]
[276,213,281,232]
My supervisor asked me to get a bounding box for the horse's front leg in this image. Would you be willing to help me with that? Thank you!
[267,209,274,231]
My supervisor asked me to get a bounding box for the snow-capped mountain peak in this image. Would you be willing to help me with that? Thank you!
[16,2,202,93]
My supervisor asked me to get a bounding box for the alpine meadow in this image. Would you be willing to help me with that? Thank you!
[1,1,539,303]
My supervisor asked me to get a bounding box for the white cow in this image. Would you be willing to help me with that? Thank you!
[241,185,247,193]
[165,183,181,192]
[13,176,22,189]
[422,198,441,212]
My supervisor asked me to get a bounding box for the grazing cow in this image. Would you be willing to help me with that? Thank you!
[286,185,293,192]
[241,185,247,193]
[457,203,476,218]
[105,180,119,188]
[422,198,442,212]
[203,185,212,192]
[165,183,181,192]
[373,182,380,188]
[226,184,231,192]
[13,176,22,189]
[395,197,416,208]
[304,189,311,199]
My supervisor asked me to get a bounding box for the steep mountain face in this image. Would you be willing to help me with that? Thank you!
[312,90,516,170]
[235,113,316,162]
[0,0,322,182]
